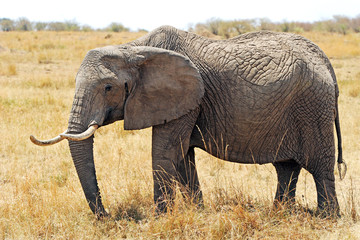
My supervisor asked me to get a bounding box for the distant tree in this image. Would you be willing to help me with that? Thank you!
[206,18,223,35]
[34,22,48,31]
[217,21,233,38]
[137,29,148,33]
[48,22,66,31]
[107,22,129,32]
[15,17,33,31]
[350,15,360,32]
[217,20,256,38]
[312,20,327,32]
[0,18,15,31]
[81,25,93,32]
[280,21,292,32]
[193,18,258,38]
[231,20,256,34]
[313,16,351,34]
[258,18,278,31]
[64,20,80,31]
[333,15,350,35]
[294,22,312,32]
[192,23,216,38]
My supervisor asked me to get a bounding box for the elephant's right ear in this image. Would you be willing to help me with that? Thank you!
[124,46,204,130]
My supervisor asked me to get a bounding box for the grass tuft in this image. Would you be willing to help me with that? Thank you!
[7,64,17,76]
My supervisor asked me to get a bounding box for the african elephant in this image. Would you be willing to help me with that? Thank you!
[31,25,344,217]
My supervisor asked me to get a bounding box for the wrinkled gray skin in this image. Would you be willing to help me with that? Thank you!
[65,26,342,217]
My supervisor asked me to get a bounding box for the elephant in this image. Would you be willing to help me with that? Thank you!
[31,25,345,218]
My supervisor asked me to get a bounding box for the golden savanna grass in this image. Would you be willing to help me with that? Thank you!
[0,31,359,239]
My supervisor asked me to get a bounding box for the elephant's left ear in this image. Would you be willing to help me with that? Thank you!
[124,46,204,130]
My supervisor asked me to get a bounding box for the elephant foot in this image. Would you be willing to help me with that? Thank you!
[96,210,110,220]
[273,197,296,210]
[191,191,205,210]
[89,202,109,219]
[194,197,205,210]
[154,191,204,215]
[316,201,341,218]
[154,195,174,215]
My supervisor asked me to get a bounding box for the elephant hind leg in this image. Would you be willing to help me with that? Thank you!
[301,154,340,217]
[312,172,340,217]
[177,147,204,207]
[273,160,301,207]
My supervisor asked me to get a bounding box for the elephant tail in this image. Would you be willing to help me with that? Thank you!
[335,91,343,163]
[335,88,347,180]
[332,72,347,180]
[328,61,346,179]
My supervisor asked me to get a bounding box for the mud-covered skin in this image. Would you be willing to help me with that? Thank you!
[63,26,341,216]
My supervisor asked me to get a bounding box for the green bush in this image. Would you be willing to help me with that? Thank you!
[107,22,129,32]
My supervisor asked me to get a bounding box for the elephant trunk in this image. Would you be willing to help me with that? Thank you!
[31,120,107,217]
[66,89,107,216]
[30,85,107,217]
[68,130,107,217]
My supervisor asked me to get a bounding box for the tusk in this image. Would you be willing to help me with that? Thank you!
[60,125,98,141]
[30,130,68,146]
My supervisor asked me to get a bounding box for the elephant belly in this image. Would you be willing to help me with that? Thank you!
[193,116,294,165]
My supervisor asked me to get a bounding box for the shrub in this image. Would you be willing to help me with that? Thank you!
[0,18,15,31]
[15,18,33,31]
[107,22,129,32]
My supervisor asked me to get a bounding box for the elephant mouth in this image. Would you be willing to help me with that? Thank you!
[102,107,114,126]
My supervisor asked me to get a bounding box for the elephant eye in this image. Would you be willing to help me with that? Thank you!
[104,84,112,93]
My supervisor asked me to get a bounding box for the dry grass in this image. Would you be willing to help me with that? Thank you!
[0,31,359,239]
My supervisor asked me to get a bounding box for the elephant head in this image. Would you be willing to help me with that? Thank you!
[31,46,204,216]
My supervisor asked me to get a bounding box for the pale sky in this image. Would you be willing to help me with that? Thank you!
[1,0,359,31]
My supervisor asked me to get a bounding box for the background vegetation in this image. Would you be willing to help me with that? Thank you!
[191,15,360,37]
[0,26,359,238]
[1,14,360,35]
[0,18,129,32]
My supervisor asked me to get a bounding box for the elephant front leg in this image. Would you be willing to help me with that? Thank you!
[152,146,203,213]
[177,147,203,207]
[151,112,199,213]
[152,158,178,213]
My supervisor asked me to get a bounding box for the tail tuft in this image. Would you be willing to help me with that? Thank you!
[338,161,347,180]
